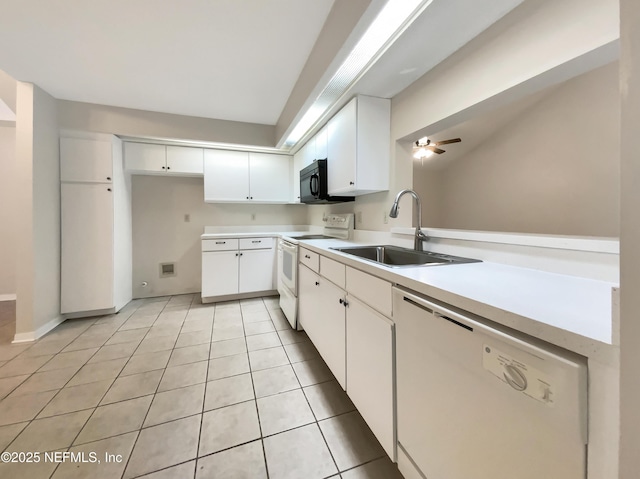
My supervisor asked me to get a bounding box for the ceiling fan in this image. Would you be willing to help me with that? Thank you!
[413,136,461,159]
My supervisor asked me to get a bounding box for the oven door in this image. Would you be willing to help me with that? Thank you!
[279,239,298,295]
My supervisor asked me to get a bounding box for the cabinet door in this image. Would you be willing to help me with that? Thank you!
[239,248,275,293]
[124,143,167,173]
[292,148,304,203]
[61,183,114,313]
[249,153,291,203]
[315,125,328,159]
[298,264,320,334]
[327,99,357,195]
[316,278,347,389]
[346,295,395,460]
[202,251,239,297]
[303,136,316,167]
[60,137,113,183]
[204,149,250,202]
[166,146,204,176]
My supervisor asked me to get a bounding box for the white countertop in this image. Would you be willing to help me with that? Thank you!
[200,229,617,362]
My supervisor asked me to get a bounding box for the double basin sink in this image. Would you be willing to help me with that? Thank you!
[330,245,480,268]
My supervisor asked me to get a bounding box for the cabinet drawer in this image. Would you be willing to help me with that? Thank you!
[239,237,274,250]
[202,238,239,252]
[320,256,345,288]
[346,267,392,317]
[299,248,319,273]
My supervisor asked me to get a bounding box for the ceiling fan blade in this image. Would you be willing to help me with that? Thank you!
[433,138,461,146]
[426,145,445,154]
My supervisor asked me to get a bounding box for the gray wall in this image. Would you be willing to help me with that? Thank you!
[0,126,16,297]
[415,62,619,236]
[131,175,307,298]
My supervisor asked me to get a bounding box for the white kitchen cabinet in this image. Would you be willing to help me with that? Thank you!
[204,150,292,203]
[298,264,346,389]
[292,148,304,203]
[315,125,328,160]
[327,95,390,195]
[60,132,132,316]
[60,137,113,183]
[125,142,204,176]
[346,295,395,460]
[303,136,316,167]
[201,236,276,301]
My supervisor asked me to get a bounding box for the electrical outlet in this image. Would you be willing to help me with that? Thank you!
[251,213,256,221]
[383,211,388,224]
[184,214,190,222]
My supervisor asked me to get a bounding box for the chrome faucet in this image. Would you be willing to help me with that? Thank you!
[389,189,429,251]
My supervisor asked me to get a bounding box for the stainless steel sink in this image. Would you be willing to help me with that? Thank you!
[329,245,480,268]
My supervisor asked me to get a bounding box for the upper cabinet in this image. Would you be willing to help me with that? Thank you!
[204,150,292,203]
[327,95,390,196]
[60,137,114,183]
[124,143,204,176]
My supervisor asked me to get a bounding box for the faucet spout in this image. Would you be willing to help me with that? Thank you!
[389,189,429,251]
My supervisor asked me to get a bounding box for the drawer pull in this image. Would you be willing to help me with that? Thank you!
[304,255,311,259]
[251,240,261,243]
[315,281,319,286]
[215,241,226,244]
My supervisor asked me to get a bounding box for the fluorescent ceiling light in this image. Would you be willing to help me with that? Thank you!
[285,0,432,147]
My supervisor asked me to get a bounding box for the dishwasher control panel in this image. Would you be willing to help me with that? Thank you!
[483,344,555,406]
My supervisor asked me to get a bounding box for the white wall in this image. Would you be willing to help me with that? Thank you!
[15,82,60,339]
[131,175,307,298]
[0,126,16,298]
[416,62,619,236]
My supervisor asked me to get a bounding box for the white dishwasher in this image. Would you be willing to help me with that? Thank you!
[392,287,588,479]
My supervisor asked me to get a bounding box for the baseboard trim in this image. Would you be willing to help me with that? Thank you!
[0,294,16,302]
[12,315,65,343]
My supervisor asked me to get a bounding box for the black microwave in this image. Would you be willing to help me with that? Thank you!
[299,159,354,204]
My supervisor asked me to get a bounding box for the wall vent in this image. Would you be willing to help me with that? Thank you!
[159,263,176,277]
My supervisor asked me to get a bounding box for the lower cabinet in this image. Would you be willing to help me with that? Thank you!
[201,237,275,300]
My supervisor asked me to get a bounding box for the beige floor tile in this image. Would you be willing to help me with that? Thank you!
[277,329,309,346]
[0,450,60,478]
[6,409,93,452]
[242,310,272,324]
[74,395,153,445]
[244,320,276,336]
[62,334,110,352]
[39,348,98,372]
[9,366,79,397]
[158,360,208,392]
[81,323,121,338]
[0,422,28,451]
[263,424,337,479]
[263,297,281,310]
[211,325,245,342]
[88,341,139,363]
[0,390,57,426]
[67,357,127,386]
[292,358,334,387]
[100,369,163,405]
[38,379,113,417]
[208,353,250,381]
[145,324,182,339]
[19,339,71,357]
[249,346,290,371]
[0,343,32,361]
[119,316,157,331]
[204,373,254,411]
[176,331,210,348]
[341,456,404,479]
[318,411,385,471]
[134,336,176,355]
[181,318,213,333]
[106,328,149,345]
[124,414,200,478]
[137,461,195,479]
[196,440,267,479]
[168,343,210,367]
[257,389,315,436]
[119,350,170,376]
[240,299,267,314]
[269,309,292,331]
[209,337,247,359]
[199,400,261,456]
[0,355,54,378]
[252,364,300,398]
[304,381,355,421]
[144,383,205,427]
[283,340,320,363]
[247,332,282,351]
[0,374,29,400]
[185,308,214,322]
[54,431,138,479]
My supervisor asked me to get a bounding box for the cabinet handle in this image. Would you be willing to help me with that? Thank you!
[304,255,311,259]
[162,166,165,169]
[167,166,170,170]
[349,181,355,185]
[315,281,319,286]
[246,196,249,199]
[235,253,239,256]
[107,188,112,192]
[106,177,111,180]
[251,240,261,243]
[250,196,253,199]
[215,241,226,244]
[239,253,243,256]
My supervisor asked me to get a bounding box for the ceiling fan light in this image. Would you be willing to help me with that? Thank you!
[416,136,430,147]
[413,147,433,159]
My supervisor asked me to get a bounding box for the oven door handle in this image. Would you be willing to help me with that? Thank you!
[281,242,298,254]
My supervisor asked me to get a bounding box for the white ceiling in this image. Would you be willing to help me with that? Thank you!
[0,0,334,125]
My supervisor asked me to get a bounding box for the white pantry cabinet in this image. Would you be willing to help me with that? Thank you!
[201,237,276,300]
[124,142,204,176]
[60,132,132,316]
[327,95,390,196]
[204,150,292,203]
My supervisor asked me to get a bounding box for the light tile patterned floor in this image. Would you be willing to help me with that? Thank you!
[0,295,403,479]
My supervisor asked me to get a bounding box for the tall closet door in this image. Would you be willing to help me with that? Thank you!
[61,183,114,313]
